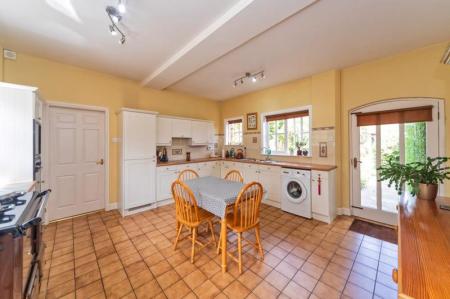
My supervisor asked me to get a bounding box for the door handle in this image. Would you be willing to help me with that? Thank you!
[96,159,104,165]
[353,157,362,168]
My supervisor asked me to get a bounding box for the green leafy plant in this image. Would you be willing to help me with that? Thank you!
[378,156,450,196]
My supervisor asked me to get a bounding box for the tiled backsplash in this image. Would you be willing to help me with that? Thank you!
[218,127,336,165]
[157,138,216,161]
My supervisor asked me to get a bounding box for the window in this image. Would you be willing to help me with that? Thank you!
[263,108,310,156]
[225,118,243,145]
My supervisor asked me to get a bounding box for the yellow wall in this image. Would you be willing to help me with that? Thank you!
[0,49,221,204]
[340,42,450,207]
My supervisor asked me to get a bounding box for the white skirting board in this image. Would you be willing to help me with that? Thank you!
[336,207,351,216]
[106,202,118,211]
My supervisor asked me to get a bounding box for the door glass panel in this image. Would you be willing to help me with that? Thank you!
[380,124,400,213]
[405,122,427,195]
[360,125,377,209]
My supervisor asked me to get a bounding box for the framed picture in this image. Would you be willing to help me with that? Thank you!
[319,142,328,157]
[247,112,258,130]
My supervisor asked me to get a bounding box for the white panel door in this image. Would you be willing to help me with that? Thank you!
[49,107,105,221]
[123,112,156,160]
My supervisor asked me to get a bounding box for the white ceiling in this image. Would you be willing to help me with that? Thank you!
[1,0,449,100]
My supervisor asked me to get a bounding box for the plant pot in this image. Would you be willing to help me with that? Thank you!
[297,149,302,156]
[302,150,308,156]
[418,183,438,200]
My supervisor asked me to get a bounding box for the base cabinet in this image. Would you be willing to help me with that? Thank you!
[123,159,156,209]
[311,170,336,223]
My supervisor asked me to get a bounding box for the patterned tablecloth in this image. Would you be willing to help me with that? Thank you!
[184,176,245,219]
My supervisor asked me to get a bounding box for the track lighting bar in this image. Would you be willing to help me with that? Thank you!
[106,2,127,45]
[233,71,265,87]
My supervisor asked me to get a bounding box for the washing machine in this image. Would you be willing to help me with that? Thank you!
[281,168,311,218]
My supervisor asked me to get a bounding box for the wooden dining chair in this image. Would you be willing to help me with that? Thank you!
[178,169,199,182]
[217,182,264,273]
[224,169,244,183]
[171,180,216,263]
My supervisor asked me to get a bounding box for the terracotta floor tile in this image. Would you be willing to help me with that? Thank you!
[343,282,373,299]
[105,278,133,298]
[253,280,280,299]
[320,270,347,292]
[194,279,221,298]
[301,261,324,280]
[200,259,220,278]
[150,260,173,277]
[351,262,377,280]
[374,282,397,299]
[134,280,163,299]
[46,279,75,299]
[292,270,318,292]
[47,269,74,290]
[75,280,104,298]
[274,260,297,279]
[102,268,127,290]
[223,280,250,298]
[281,281,310,299]
[163,279,191,299]
[184,269,208,289]
[313,281,341,299]
[75,269,101,289]
[129,269,154,289]
[265,269,289,291]
[237,269,262,290]
[156,269,181,289]
[99,261,123,277]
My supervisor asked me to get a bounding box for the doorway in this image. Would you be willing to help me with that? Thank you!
[350,98,444,225]
[48,104,108,221]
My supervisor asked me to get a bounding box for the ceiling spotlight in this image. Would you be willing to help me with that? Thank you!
[233,70,265,87]
[119,36,126,44]
[109,25,117,36]
[118,0,126,14]
[106,6,121,23]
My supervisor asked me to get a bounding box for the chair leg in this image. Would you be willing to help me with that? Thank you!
[191,227,197,264]
[208,221,216,246]
[237,232,243,274]
[255,225,264,260]
[173,224,183,250]
[216,229,221,254]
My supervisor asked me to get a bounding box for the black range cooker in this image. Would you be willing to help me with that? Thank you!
[0,190,51,299]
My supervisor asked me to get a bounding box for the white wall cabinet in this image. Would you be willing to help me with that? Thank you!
[172,118,192,138]
[157,117,172,145]
[119,109,157,216]
[191,121,209,145]
[311,170,336,223]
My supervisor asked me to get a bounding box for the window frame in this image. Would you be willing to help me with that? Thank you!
[261,106,312,156]
[224,116,243,146]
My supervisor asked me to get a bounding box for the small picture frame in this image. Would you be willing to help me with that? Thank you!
[319,142,328,157]
[247,112,258,130]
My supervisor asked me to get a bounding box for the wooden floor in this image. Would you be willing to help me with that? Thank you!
[39,204,398,299]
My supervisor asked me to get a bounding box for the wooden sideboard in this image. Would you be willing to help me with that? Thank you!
[397,195,450,298]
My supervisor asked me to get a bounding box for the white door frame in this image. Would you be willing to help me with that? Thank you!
[349,97,445,224]
[44,101,110,215]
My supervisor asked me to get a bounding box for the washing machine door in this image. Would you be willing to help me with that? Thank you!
[284,179,307,204]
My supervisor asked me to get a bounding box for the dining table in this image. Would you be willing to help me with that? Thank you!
[184,176,247,273]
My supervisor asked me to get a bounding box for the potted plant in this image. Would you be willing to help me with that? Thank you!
[378,155,450,200]
[295,141,306,156]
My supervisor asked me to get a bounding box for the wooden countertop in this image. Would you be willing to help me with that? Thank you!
[398,195,450,298]
[157,157,337,171]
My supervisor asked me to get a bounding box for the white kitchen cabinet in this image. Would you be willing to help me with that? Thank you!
[241,163,259,183]
[258,165,282,207]
[208,123,216,144]
[311,170,336,224]
[123,111,156,160]
[172,118,192,138]
[211,161,221,177]
[191,121,209,145]
[157,166,179,201]
[123,159,155,209]
[157,116,172,145]
[119,109,157,216]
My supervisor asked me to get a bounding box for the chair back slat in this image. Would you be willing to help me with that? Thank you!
[224,170,244,183]
[178,169,199,182]
[171,180,199,225]
[233,182,263,229]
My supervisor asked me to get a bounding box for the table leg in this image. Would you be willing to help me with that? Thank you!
[221,217,227,273]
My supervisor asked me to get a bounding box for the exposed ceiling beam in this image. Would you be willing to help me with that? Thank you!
[141,0,318,89]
